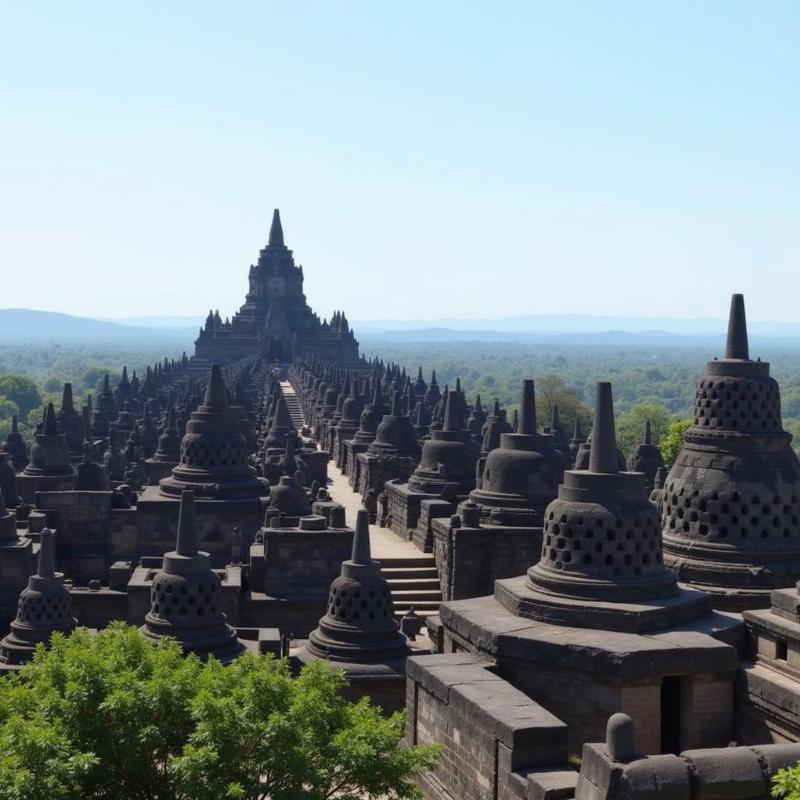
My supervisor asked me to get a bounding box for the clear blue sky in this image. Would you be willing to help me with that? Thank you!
[0,1,797,323]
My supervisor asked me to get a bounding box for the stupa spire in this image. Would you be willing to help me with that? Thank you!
[269,208,284,247]
[518,379,537,436]
[724,293,749,360]
[204,364,228,407]
[175,490,198,557]
[61,383,75,413]
[588,382,618,475]
[351,508,372,564]
[37,527,56,578]
[43,403,59,436]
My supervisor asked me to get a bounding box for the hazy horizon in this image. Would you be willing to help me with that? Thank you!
[1,2,798,323]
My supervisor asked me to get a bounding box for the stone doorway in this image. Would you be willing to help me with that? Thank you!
[661,675,682,754]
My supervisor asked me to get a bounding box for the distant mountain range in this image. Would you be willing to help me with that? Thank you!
[1,308,798,347]
[353,313,800,337]
[0,309,196,340]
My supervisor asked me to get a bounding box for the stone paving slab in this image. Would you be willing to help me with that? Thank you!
[326,468,432,561]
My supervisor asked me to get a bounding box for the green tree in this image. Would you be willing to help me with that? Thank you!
[0,624,439,800]
[0,398,19,421]
[659,419,692,468]
[772,763,800,799]
[0,375,42,417]
[533,373,592,439]
[615,403,671,458]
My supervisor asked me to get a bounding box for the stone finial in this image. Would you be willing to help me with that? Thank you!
[643,420,652,445]
[442,389,463,432]
[518,379,537,435]
[269,208,284,247]
[352,508,372,564]
[175,490,199,557]
[61,383,75,413]
[724,293,749,361]
[606,713,636,761]
[588,383,618,475]
[43,403,59,436]
[390,391,403,416]
[204,364,228,407]
[37,527,56,577]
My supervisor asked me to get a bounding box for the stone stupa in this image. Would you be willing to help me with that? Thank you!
[0,528,77,668]
[661,294,800,610]
[140,489,245,663]
[297,508,410,710]
[159,364,266,500]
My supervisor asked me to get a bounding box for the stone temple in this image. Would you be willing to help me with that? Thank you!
[2,213,800,799]
[193,210,360,366]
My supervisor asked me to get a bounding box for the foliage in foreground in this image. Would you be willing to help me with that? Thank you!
[773,764,800,799]
[0,623,439,800]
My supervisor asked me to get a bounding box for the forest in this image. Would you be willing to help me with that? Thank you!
[1,338,799,460]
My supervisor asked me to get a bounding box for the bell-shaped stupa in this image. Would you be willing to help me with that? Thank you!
[661,294,800,610]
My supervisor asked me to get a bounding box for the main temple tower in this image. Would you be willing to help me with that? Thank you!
[194,210,361,365]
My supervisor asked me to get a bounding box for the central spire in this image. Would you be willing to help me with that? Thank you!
[518,379,537,436]
[588,382,618,474]
[268,208,284,247]
[724,293,749,360]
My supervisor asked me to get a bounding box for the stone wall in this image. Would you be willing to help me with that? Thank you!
[735,664,800,744]
[255,528,353,599]
[133,489,263,567]
[576,738,800,800]
[406,654,570,800]
[412,498,454,553]
[431,519,542,601]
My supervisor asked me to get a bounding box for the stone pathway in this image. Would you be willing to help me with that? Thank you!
[277,380,441,630]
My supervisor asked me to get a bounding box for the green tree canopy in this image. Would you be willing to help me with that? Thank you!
[615,403,671,458]
[659,419,692,468]
[530,373,592,439]
[0,398,19,422]
[773,763,800,799]
[0,375,41,417]
[0,624,439,800]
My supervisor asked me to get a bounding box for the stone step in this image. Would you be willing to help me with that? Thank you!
[387,581,442,594]
[376,556,436,569]
[390,589,443,601]
[384,577,441,588]
[381,566,439,579]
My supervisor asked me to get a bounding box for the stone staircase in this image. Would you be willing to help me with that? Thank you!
[378,555,443,621]
[279,381,305,430]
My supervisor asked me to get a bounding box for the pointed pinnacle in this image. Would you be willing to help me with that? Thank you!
[724,293,749,360]
[61,383,74,413]
[269,209,284,247]
[175,490,199,557]
[643,420,652,445]
[43,403,59,436]
[352,508,372,564]
[443,390,462,432]
[518,379,537,435]
[588,382,618,474]
[391,391,403,416]
[37,528,56,578]
[204,364,228,407]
